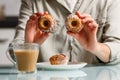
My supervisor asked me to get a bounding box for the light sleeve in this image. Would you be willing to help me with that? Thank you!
[103,0,120,64]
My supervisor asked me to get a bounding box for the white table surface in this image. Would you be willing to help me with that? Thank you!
[0,65,120,80]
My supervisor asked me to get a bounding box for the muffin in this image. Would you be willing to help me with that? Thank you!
[65,14,83,32]
[38,14,56,32]
[49,54,69,65]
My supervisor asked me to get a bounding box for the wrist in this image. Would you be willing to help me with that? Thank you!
[86,42,110,63]
[84,41,100,54]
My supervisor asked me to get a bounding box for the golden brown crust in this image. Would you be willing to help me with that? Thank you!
[49,54,69,65]
[65,14,83,32]
[38,14,56,32]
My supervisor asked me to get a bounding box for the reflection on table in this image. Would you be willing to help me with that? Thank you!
[0,65,120,80]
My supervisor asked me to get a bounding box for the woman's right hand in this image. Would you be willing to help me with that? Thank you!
[25,12,50,44]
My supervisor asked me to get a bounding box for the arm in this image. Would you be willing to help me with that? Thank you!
[102,0,120,64]
[67,12,110,63]
[13,0,33,40]
[68,0,120,64]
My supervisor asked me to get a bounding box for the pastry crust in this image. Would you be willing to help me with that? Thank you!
[65,14,83,32]
[49,54,69,65]
[38,14,56,32]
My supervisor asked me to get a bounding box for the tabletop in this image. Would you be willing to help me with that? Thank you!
[0,64,120,80]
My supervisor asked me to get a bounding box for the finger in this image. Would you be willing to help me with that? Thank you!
[32,12,45,18]
[36,31,50,39]
[67,31,76,36]
[36,12,48,17]
[29,14,37,20]
[26,19,34,28]
[36,12,42,16]
[76,11,82,18]
[34,32,50,44]
[44,11,48,15]
[88,22,98,30]
[36,11,48,17]
[82,17,94,24]
[43,32,50,38]
[27,19,32,24]
[34,31,42,41]
[36,12,45,16]
[67,31,73,34]
[76,11,91,20]
[26,17,38,31]
[68,32,78,39]
[76,11,90,17]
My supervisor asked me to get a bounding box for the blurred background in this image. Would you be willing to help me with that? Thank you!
[0,0,21,65]
[0,0,21,27]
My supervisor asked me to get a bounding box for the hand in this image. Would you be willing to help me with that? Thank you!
[25,12,50,44]
[67,11,99,52]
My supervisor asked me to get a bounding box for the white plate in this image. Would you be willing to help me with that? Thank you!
[37,62,87,70]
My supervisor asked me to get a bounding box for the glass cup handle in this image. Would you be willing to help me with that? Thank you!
[6,47,16,65]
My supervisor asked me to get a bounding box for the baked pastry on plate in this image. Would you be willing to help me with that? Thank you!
[49,54,69,65]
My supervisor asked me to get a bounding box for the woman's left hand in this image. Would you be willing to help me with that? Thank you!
[67,11,99,52]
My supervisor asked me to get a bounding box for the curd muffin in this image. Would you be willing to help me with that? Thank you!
[49,54,69,65]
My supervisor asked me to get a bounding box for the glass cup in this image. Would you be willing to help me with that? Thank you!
[7,43,39,74]
[17,72,37,80]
